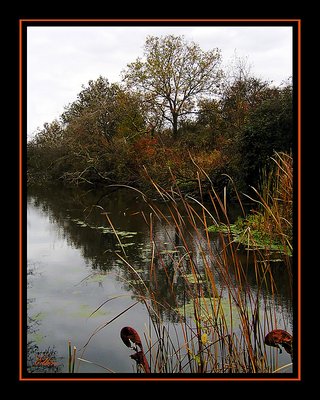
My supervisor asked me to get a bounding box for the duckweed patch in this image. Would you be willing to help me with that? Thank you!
[207,216,292,256]
[175,296,246,328]
[70,219,138,237]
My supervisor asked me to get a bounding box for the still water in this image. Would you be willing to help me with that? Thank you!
[26,185,293,374]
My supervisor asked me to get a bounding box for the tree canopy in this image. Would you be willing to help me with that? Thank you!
[27,35,293,194]
[122,35,222,136]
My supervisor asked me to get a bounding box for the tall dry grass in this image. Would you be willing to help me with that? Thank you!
[77,152,293,373]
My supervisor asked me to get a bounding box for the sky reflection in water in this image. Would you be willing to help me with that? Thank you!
[27,186,293,374]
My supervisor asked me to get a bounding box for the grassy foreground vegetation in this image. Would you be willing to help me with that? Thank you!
[74,153,293,374]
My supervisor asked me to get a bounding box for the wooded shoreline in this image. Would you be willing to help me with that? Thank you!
[27,35,292,198]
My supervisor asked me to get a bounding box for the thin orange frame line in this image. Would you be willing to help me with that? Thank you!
[20,19,301,381]
[20,18,301,23]
[19,18,23,382]
[297,19,302,382]
[19,377,302,382]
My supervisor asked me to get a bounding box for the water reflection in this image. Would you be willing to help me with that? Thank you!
[27,262,64,373]
[26,185,293,373]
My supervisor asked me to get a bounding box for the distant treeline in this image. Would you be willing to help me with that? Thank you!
[27,35,293,196]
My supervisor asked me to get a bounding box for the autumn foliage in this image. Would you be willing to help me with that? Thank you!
[27,36,292,194]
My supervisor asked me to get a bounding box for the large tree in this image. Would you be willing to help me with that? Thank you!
[122,35,222,137]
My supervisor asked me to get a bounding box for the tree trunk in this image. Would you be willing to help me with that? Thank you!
[172,113,178,137]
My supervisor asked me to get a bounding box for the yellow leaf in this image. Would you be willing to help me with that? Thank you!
[201,333,208,345]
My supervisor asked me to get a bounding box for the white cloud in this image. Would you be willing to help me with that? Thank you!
[27,25,292,138]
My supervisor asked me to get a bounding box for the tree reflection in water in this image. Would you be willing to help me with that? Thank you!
[26,185,293,373]
[27,263,63,373]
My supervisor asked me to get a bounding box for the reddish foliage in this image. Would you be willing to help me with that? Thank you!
[130,351,151,373]
[133,137,158,158]
[121,326,151,373]
[120,326,143,350]
[264,329,293,355]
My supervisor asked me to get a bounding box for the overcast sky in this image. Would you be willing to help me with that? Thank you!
[27,25,292,139]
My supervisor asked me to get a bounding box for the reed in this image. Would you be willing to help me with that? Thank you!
[67,341,77,373]
[242,151,293,287]
[77,152,293,373]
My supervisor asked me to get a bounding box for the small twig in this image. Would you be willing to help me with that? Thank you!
[272,363,293,373]
[77,357,116,373]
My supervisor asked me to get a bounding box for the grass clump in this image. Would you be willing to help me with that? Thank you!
[208,152,293,257]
